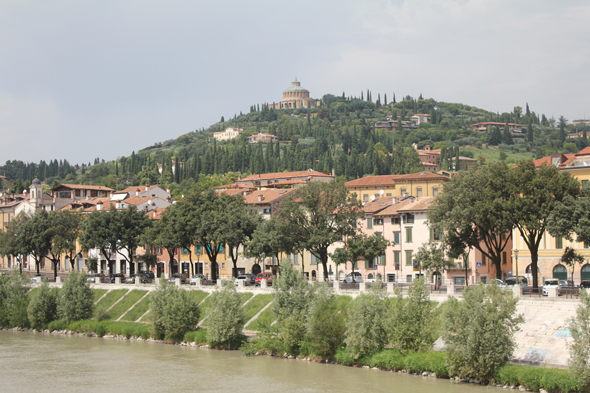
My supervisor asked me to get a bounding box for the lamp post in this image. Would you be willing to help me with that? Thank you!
[514,249,519,285]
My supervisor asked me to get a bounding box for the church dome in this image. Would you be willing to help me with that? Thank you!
[282,78,310,102]
[283,78,309,93]
[31,178,41,186]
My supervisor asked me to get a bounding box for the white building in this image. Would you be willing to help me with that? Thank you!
[213,127,244,141]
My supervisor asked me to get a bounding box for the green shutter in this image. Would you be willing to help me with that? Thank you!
[367,218,373,229]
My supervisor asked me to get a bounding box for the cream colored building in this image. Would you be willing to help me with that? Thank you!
[213,127,244,141]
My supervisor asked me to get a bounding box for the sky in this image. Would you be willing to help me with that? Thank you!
[1,0,589,165]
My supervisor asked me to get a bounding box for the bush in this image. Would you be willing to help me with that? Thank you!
[27,281,59,328]
[95,305,110,322]
[442,283,523,382]
[57,270,93,322]
[567,289,590,389]
[303,285,346,358]
[387,277,434,353]
[149,280,200,341]
[0,269,31,328]
[495,365,579,393]
[206,283,245,347]
[273,259,316,321]
[344,282,388,358]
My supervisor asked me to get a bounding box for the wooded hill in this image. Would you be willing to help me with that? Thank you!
[2,91,588,200]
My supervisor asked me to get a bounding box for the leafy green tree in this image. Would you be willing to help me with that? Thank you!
[27,281,59,328]
[345,284,388,357]
[0,213,29,274]
[16,210,52,275]
[568,290,590,388]
[428,163,513,279]
[222,197,261,277]
[509,160,581,288]
[0,268,30,327]
[559,115,568,143]
[387,277,435,352]
[57,270,93,323]
[414,240,455,281]
[304,284,346,358]
[488,126,502,145]
[206,283,245,347]
[502,122,514,145]
[46,210,83,278]
[114,206,152,273]
[150,280,200,341]
[442,283,523,382]
[79,207,121,275]
[559,247,584,288]
[278,182,362,280]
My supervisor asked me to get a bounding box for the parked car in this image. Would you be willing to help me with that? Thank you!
[234,274,254,286]
[190,274,205,285]
[126,272,151,284]
[504,276,528,287]
[142,271,155,280]
[30,273,48,283]
[106,273,126,283]
[168,273,187,284]
[343,271,363,284]
[255,272,273,286]
[542,279,561,296]
[493,278,507,289]
[87,273,105,283]
[580,280,590,289]
[246,273,257,283]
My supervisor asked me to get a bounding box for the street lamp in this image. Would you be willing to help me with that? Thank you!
[514,249,519,285]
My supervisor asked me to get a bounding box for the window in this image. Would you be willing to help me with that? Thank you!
[433,187,439,197]
[482,254,486,266]
[406,228,413,243]
[311,254,318,265]
[502,251,507,265]
[386,193,392,197]
[394,252,400,268]
[416,188,422,197]
[379,255,385,265]
[405,251,413,266]
[400,188,407,196]
[376,232,382,238]
[367,218,373,229]
[363,194,369,203]
[406,274,413,283]
[404,214,414,224]
[555,236,563,249]
[393,232,400,244]
[583,180,589,189]
[294,253,299,265]
[263,208,271,214]
[374,218,383,225]
[195,245,202,255]
[391,217,400,225]
[431,228,440,241]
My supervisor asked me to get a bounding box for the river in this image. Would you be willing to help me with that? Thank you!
[0,330,493,393]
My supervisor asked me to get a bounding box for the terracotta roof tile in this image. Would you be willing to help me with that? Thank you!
[397,197,435,213]
[238,170,333,182]
[373,200,412,217]
[243,188,295,204]
[345,173,448,188]
[53,184,114,192]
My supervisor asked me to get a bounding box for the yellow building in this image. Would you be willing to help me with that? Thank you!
[344,172,449,204]
[513,149,590,284]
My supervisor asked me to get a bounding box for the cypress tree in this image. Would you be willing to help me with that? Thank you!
[527,122,534,142]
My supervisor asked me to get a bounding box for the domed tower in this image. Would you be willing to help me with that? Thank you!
[29,178,43,208]
[280,78,316,109]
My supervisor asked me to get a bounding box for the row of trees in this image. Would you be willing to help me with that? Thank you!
[428,160,583,289]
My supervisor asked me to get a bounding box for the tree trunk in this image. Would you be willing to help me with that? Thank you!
[530,251,539,289]
[54,259,58,282]
[210,260,218,281]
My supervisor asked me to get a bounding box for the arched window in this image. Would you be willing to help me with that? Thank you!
[526,264,532,273]
[581,264,590,281]
[553,264,567,280]
[311,270,316,280]
[368,273,374,280]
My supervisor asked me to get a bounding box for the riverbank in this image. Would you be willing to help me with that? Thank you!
[2,323,581,393]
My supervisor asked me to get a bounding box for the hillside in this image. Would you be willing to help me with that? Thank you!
[2,92,588,199]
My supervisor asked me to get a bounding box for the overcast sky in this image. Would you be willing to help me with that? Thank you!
[1,0,589,165]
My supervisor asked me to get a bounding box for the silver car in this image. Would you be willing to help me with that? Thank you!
[343,272,363,283]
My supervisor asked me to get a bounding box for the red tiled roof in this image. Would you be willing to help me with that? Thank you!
[470,122,524,127]
[238,170,333,182]
[397,197,435,213]
[374,200,412,217]
[575,147,590,156]
[53,184,114,192]
[345,173,448,188]
[243,188,295,204]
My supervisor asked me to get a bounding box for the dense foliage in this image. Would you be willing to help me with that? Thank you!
[149,280,200,341]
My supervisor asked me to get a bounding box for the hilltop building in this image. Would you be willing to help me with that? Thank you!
[268,78,320,110]
[213,127,244,142]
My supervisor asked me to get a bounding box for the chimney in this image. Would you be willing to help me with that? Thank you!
[166,196,171,203]
[257,194,263,202]
[145,185,149,192]
[136,188,141,197]
[331,168,335,177]
[115,202,121,209]
[96,201,103,211]
[166,187,170,194]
